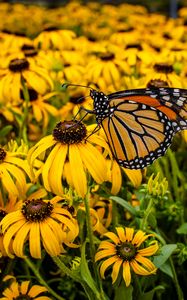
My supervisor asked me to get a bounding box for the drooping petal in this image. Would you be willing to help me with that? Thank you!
[135,254,157,272]
[48,144,67,196]
[122,261,131,287]
[95,249,116,261]
[28,135,56,165]
[78,143,107,184]
[12,222,31,257]
[29,223,41,259]
[1,211,24,232]
[111,259,123,283]
[69,144,87,198]
[40,221,62,256]
[98,241,116,251]
[138,242,159,256]
[122,168,142,188]
[3,220,26,257]
[42,143,63,192]
[130,259,156,275]
[100,256,119,279]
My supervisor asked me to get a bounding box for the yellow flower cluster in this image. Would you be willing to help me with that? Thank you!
[0,1,186,293]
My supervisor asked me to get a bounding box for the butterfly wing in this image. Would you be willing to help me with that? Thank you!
[101,88,187,169]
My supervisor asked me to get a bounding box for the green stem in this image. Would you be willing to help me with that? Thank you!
[140,197,153,231]
[112,200,118,229]
[20,78,29,144]
[83,191,106,300]
[24,257,64,300]
[169,257,184,300]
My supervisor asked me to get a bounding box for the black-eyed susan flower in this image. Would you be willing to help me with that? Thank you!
[0,57,53,104]
[20,88,58,130]
[28,121,108,198]
[34,28,76,50]
[0,275,51,300]
[1,196,79,259]
[86,51,130,90]
[95,227,158,286]
[142,62,183,87]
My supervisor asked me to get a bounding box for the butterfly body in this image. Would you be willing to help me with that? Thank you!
[89,87,187,169]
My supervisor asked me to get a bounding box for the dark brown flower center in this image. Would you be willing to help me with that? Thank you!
[21,199,53,222]
[14,295,31,300]
[154,63,173,74]
[21,44,38,57]
[116,242,137,261]
[0,148,6,161]
[69,94,85,104]
[43,26,59,32]
[0,209,7,221]
[98,52,115,61]
[126,43,142,51]
[20,88,38,101]
[53,120,87,144]
[147,79,169,88]
[9,58,29,72]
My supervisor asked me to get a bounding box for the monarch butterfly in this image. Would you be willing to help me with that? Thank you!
[63,84,187,169]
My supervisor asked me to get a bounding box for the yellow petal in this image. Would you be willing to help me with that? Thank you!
[138,242,159,256]
[12,222,30,257]
[135,254,157,272]
[95,249,115,261]
[69,144,87,198]
[48,145,67,196]
[125,227,135,242]
[122,168,142,188]
[111,259,123,283]
[78,143,107,183]
[42,143,63,192]
[20,281,30,295]
[104,232,120,244]
[28,285,48,297]
[40,221,62,256]
[122,261,131,287]
[130,259,155,275]
[116,227,126,242]
[100,256,119,279]
[29,223,41,259]
[3,219,26,257]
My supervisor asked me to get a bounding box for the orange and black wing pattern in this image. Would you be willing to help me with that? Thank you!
[91,88,187,169]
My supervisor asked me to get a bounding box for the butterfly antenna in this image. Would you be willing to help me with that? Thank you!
[62,83,92,90]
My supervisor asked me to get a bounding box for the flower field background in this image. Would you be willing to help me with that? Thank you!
[0,1,187,300]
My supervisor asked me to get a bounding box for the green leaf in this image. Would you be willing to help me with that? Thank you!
[80,242,100,297]
[110,196,137,216]
[138,285,165,300]
[114,284,133,300]
[0,125,13,137]
[177,223,187,234]
[153,244,177,268]
[159,261,173,278]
